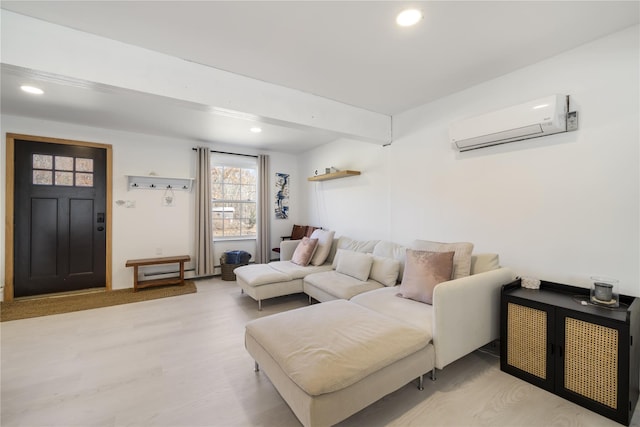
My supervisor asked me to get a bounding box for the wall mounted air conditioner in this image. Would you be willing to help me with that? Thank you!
[450,95,575,152]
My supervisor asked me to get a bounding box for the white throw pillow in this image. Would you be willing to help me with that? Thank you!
[335,249,373,281]
[332,237,380,268]
[310,229,335,266]
[370,255,401,287]
[411,240,474,280]
[372,240,407,278]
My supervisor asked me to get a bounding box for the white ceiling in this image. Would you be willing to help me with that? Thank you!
[1,1,638,153]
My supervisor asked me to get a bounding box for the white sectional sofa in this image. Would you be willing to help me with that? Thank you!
[303,238,404,302]
[235,235,403,309]
[245,244,516,426]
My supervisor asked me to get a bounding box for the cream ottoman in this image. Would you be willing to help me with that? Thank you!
[234,264,300,310]
[245,300,435,426]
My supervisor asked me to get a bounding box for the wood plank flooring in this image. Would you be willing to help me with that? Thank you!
[2,278,638,427]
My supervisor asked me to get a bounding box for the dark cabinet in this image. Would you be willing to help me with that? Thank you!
[501,279,639,425]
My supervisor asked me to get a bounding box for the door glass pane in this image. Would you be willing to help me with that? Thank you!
[33,170,53,185]
[55,156,74,171]
[75,173,94,187]
[55,171,74,186]
[33,154,53,169]
[75,158,94,172]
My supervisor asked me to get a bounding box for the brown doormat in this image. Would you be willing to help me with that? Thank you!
[0,281,197,322]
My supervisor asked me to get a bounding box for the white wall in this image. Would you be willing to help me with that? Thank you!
[269,153,301,258]
[0,115,299,297]
[299,25,639,297]
[300,139,392,241]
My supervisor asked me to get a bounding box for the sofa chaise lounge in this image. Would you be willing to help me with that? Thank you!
[245,247,515,426]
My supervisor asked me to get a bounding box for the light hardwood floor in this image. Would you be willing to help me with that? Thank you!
[1,278,638,427]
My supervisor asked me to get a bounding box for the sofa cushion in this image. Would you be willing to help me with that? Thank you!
[370,255,401,287]
[291,237,318,266]
[372,240,407,278]
[310,229,335,266]
[351,286,434,333]
[336,236,380,253]
[471,253,500,274]
[397,249,455,304]
[412,240,474,280]
[269,261,333,279]
[235,264,292,287]
[304,270,385,300]
[335,249,373,281]
[245,299,430,396]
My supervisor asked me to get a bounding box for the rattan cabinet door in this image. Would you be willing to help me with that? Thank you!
[501,298,556,392]
[556,309,630,425]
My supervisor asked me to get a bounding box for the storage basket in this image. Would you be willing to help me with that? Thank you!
[220,251,251,281]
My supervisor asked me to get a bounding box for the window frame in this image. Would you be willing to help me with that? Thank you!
[210,154,258,241]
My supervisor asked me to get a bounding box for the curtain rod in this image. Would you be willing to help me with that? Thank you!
[192,148,258,158]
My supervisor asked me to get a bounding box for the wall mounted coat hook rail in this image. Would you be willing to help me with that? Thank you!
[126,175,194,192]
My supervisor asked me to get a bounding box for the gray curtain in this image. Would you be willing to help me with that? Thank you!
[195,147,214,276]
[256,154,270,264]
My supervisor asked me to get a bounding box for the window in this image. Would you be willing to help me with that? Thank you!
[210,155,257,238]
[32,154,94,187]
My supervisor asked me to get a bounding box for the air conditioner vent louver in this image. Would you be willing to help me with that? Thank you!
[450,95,568,152]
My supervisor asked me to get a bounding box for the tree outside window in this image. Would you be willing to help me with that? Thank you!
[211,164,257,238]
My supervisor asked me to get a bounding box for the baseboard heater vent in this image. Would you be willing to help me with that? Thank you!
[143,268,195,279]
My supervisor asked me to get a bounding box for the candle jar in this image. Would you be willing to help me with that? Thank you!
[590,276,619,307]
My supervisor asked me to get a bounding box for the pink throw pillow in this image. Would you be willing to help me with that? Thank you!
[397,249,455,304]
[291,237,319,266]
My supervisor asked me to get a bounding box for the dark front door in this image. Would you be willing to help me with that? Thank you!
[14,139,107,297]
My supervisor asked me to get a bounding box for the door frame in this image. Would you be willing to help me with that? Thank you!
[4,133,113,301]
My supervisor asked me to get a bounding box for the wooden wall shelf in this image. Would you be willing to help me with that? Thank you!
[307,170,361,182]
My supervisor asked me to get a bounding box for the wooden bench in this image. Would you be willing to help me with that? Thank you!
[125,255,191,291]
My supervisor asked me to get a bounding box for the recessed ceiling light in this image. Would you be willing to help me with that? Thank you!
[396,9,423,27]
[20,85,44,95]
[250,127,262,133]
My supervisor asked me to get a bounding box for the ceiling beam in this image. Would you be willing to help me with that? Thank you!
[0,10,391,145]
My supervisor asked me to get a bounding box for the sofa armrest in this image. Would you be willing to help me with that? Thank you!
[432,267,515,370]
[279,240,301,261]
